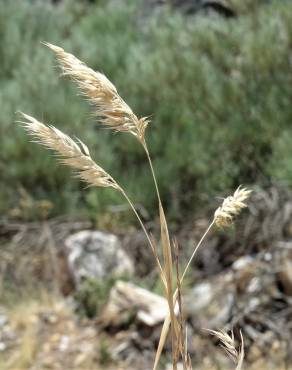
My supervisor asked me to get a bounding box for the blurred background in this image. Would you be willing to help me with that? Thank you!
[1,0,292,369]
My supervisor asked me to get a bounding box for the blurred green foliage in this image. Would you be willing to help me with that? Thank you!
[74,276,117,318]
[1,0,292,221]
[74,274,132,318]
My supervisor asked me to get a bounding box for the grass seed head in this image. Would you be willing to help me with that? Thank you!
[44,42,149,141]
[19,113,117,189]
[214,186,251,228]
[207,329,244,369]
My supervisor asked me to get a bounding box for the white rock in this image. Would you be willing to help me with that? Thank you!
[65,231,134,286]
[101,280,168,327]
[0,342,6,352]
[232,255,254,271]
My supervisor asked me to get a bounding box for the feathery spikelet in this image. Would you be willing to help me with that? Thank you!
[214,186,251,228]
[19,113,118,189]
[207,329,244,370]
[44,42,149,141]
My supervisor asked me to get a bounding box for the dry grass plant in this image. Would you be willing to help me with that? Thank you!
[19,43,251,370]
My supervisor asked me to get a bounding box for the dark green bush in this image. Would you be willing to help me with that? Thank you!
[2,0,292,221]
[74,275,132,318]
[74,277,116,318]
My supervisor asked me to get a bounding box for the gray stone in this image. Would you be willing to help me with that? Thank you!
[185,282,214,313]
[65,231,134,286]
[185,274,235,329]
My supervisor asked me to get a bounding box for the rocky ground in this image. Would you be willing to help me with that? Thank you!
[1,185,292,369]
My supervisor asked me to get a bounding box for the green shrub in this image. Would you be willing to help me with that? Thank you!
[2,0,292,221]
[74,276,122,318]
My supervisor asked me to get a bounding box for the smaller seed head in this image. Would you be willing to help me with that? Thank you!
[214,186,251,228]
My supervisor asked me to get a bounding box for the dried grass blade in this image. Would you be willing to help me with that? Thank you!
[153,313,171,370]
[159,203,179,368]
[153,288,179,370]
[153,217,215,369]
[235,331,244,370]
[150,234,167,289]
[174,240,187,368]
[159,204,176,317]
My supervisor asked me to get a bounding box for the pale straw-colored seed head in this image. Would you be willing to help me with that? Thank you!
[44,42,149,141]
[19,113,118,189]
[207,329,244,370]
[214,186,251,228]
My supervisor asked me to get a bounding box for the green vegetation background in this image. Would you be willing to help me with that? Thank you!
[1,0,292,222]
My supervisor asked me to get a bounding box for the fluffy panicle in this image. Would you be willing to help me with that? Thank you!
[214,186,251,228]
[19,113,117,189]
[44,42,149,141]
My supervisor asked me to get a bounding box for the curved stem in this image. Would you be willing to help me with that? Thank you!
[181,219,215,282]
[119,187,166,285]
[171,220,215,304]
[142,141,162,207]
